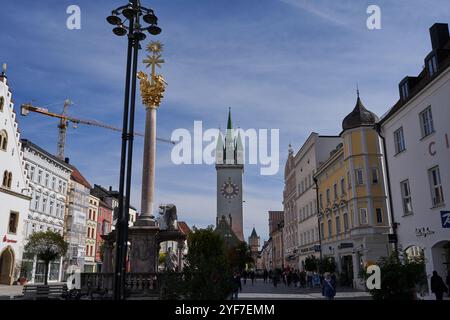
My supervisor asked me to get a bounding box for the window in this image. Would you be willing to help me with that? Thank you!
[400,82,409,100]
[326,189,330,204]
[336,216,341,235]
[359,208,368,225]
[333,183,338,200]
[428,166,444,206]
[45,173,49,187]
[340,178,345,195]
[320,222,324,240]
[0,130,7,151]
[8,212,18,234]
[427,54,438,77]
[394,127,406,154]
[62,182,67,194]
[37,170,42,184]
[52,177,56,190]
[29,166,35,181]
[58,180,62,192]
[301,181,304,193]
[400,180,413,214]
[2,171,12,188]
[376,208,383,224]
[42,198,47,213]
[347,171,351,189]
[343,212,349,231]
[327,219,332,239]
[319,194,323,209]
[34,194,40,211]
[372,168,379,184]
[419,107,434,138]
[355,169,364,185]
[0,96,4,112]
[49,201,54,215]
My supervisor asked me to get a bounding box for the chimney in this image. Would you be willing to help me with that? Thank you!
[430,23,449,50]
[64,157,70,164]
[109,186,112,192]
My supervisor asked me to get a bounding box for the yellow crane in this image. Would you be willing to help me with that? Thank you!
[20,100,174,160]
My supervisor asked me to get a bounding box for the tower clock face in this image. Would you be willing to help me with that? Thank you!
[220,178,239,199]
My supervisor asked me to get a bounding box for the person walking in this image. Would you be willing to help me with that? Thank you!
[322,272,336,300]
[250,270,255,285]
[431,270,448,300]
[242,270,247,286]
[446,271,450,298]
[231,272,241,300]
[263,269,268,283]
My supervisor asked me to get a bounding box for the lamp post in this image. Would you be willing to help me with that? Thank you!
[106,0,161,300]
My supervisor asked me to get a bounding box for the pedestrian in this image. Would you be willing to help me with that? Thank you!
[263,269,268,283]
[250,270,255,285]
[293,270,299,288]
[242,270,247,285]
[300,271,306,288]
[273,270,279,288]
[322,272,336,300]
[307,271,313,288]
[231,272,240,300]
[446,271,450,298]
[431,270,448,300]
[287,270,292,287]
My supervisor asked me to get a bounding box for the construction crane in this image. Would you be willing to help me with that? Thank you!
[20,100,175,160]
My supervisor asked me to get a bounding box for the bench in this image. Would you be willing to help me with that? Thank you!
[22,284,68,300]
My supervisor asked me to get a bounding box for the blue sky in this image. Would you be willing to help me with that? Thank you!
[1,0,449,243]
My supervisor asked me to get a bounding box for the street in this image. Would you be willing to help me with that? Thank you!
[238,278,371,300]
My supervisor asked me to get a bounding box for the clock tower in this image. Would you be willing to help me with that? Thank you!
[215,108,244,241]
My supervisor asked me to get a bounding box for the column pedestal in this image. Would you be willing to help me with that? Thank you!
[129,226,159,273]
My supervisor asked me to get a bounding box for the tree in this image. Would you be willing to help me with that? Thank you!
[363,250,427,300]
[318,257,336,274]
[304,255,318,272]
[25,231,68,285]
[227,242,253,272]
[183,227,233,299]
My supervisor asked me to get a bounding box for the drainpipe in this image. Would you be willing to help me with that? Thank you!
[375,123,398,252]
[313,177,324,261]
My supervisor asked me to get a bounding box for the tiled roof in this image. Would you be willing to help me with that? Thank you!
[71,167,92,189]
[177,221,191,235]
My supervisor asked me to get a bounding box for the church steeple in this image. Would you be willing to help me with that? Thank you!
[227,107,232,130]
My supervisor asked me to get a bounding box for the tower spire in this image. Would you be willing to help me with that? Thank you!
[227,107,232,130]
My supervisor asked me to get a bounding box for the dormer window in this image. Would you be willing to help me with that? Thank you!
[400,81,409,100]
[426,53,438,77]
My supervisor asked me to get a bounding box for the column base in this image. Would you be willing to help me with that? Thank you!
[129,225,160,273]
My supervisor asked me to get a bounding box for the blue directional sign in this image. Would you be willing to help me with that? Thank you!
[441,211,450,228]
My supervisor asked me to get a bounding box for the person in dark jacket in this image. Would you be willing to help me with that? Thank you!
[263,269,269,283]
[431,270,448,300]
[322,273,336,300]
[446,271,450,298]
[231,272,241,300]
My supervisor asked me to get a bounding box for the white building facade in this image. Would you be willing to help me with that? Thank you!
[0,71,30,285]
[21,139,72,283]
[379,23,450,296]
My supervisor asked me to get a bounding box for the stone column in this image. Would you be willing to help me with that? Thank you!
[129,226,159,273]
[139,106,157,226]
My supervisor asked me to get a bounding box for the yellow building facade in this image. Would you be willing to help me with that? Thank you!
[315,95,390,289]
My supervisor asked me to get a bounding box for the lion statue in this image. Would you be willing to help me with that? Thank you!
[158,204,177,230]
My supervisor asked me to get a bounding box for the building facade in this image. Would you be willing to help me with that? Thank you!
[283,133,341,270]
[268,211,284,270]
[65,167,91,275]
[215,109,244,241]
[379,23,450,296]
[315,94,390,289]
[85,194,99,272]
[21,139,72,283]
[0,71,30,285]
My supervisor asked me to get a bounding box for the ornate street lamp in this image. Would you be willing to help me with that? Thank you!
[107,0,161,300]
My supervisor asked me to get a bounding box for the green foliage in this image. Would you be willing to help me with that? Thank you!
[304,255,318,272]
[318,257,336,274]
[183,227,233,300]
[227,242,253,272]
[363,250,427,300]
[159,252,167,267]
[24,231,68,285]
